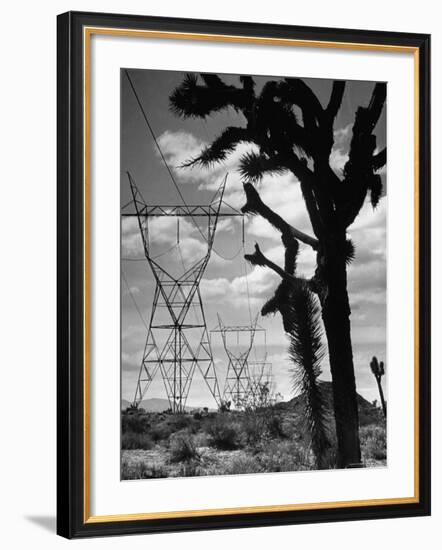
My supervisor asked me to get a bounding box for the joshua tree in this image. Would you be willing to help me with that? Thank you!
[170,74,386,468]
[370,356,387,417]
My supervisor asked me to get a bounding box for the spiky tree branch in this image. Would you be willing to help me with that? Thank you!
[341,83,387,226]
[238,151,287,182]
[372,147,387,171]
[244,243,307,287]
[170,73,252,118]
[182,127,250,168]
[241,182,319,249]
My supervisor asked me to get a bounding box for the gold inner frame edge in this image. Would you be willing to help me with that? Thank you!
[82,26,420,524]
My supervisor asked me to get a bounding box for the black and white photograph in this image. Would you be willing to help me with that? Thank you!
[0,1,435,544]
[120,68,387,479]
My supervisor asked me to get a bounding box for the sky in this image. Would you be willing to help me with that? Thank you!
[120,68,387,408]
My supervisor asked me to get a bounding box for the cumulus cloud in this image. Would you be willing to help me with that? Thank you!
[149,216,195,243]
[156,130,257,193]
[122,213,221,269]
[157,130,206,180]
[245,173,313,242]
[200,265,278,308]
[216,218,235,234]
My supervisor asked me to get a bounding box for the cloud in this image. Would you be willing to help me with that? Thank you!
[329,123,352,175]
[174,236,207,262]
[157,130,206,179]
[122,213,219,268]
[149,216,195,243]
[122,350,142,369]
[122,217,144,258]
[216,218,235,234]
[244,173,314,244]
[200,265,278,309]
[156,129,258,194]
[334,124,352,144]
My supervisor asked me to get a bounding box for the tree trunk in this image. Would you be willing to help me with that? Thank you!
[320,242,361,468]
[376,376,387,418]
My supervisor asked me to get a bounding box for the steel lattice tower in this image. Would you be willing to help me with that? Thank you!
[248,359,272,386]
[123,172,242,413]
[211,315,265,408]
[248,358,275,404]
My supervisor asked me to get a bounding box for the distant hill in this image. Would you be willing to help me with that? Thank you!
[121,382,383,424]
[121,397,205,413]
[121,399,132,410]
[276,381,383,427]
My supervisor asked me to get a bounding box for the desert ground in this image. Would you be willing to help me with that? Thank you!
[121,382,386,479]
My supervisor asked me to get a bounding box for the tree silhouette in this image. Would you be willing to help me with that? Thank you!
[170,74,386,468]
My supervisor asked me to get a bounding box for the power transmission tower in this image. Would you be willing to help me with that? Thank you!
[123,172,242,413]
[211,314,265,408]
[248,356,274,404]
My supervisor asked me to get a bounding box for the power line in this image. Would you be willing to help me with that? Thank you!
[124,69,209,245]
[124,70,187,207]
[124,69,242,263]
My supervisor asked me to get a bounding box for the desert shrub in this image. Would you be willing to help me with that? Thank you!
[167,414,196,432]
[358,405,384,427]
[256,439,313,472]
[175,459,202,477]
[360,425,387,461]
[207,416,241,450]
[149,422,173,442]
[265,411,286,439]
[122,431,154,450]
[169,432,199,463]
[121,459,167,479]
[146,413,199,442]
[121,413,150,434]
[192,431,210,447]
[241,410,267,446]
[225,455,262,475]
[121,459,149,479]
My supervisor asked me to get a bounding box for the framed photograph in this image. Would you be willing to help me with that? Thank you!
[57,11,431,538]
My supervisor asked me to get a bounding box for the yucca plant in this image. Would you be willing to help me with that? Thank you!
[170,74,386,467]
[370,356,387,418]
[245,235,330,468]
[287,287,331,469]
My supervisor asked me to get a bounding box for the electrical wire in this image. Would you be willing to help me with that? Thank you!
[124,69,209,244]
[124,69,243,263]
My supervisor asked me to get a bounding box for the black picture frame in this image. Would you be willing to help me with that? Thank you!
[57,10,431,539]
